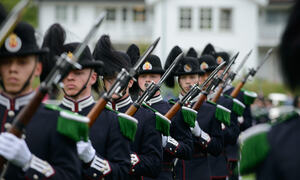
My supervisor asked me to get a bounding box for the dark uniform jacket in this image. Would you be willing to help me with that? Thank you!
[60,96,131,180]
[175,94,223,180]
[208,95,240,178]
[107,95,163,179]
[143,95,193,180]
[0,92,81,180]
[256,112,300,180]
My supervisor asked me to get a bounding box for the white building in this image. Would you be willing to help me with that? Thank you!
[36,0,294,82]
[37,0,152,49]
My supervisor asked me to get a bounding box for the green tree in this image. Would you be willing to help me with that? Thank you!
[1,0,38,27]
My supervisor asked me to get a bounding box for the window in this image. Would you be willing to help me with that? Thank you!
[199,8,212,30]
[73,6,78,22]
[219,8,232,31]
[122,8,127,21]
[133,6,146,22]
[266,9,289,25]
[106,8,116,21]
[179,8,192,29]
[55,5,67,21]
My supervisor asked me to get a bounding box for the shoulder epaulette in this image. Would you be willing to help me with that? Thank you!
[44,103,63,112]
[117,113,138,141]
[142,103,170,136]
[242,90,257,105]
[105,105,118,113]
[207,100,217,106]
[57,109,89,142]
[181,106,197,128]
[215,105,231,126]
[232,98,246,116]
[239,123,271,175]
[168,99,176,105]
[274,110,299,125]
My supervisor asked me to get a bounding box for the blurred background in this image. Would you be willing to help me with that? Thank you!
[1,0,298,128]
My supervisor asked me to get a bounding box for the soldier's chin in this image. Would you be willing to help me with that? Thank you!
[4,85,22,94]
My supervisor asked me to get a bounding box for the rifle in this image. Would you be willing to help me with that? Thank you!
[125,52,183,116]
[87,37,160,127]
[210,52,239,103]
[164,62,225,120]
[0,0,30,47]
[0,13,106,170]
[230,48,273,98]
[191,62,227,110]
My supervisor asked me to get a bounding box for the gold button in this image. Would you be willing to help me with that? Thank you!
[93,173,97,177]
[4,123,11,130]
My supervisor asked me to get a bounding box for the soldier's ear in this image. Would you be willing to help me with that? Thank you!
[35,61,42,77]
[89,70,97,86]
[128,79,134,88]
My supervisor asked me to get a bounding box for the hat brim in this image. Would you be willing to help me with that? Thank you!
[175,70,202,76]
[80,60,104,68]
[0,48,49,58]
[138,69,165,75]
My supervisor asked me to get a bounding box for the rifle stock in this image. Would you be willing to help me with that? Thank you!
[212,86,224,103]
[164,102,182,120]
[230,81,244,98]
[125,104,139,116]
[192,94,207,111]
[88,97,108,128]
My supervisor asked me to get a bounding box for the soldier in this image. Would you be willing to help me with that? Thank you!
[239,1,300,179]
[0,22,81,179]
[41,24,131,179]
[199,49,240,180]
[164,46,223,180]
[202,44,254,179]
[131,45,193,180]
[93,35,163,179]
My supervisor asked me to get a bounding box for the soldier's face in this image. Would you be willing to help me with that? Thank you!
[103,76,133,100]
[62,68,96,98]
[178,74,199,93]
[138,73,161,92]
[0,56,41,95]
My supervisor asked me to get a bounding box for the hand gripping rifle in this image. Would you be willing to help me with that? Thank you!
[212,50,252,103]
[164,62,225,120]
[125,53,183,116]
[87,37,160,127]
[191,62,226,111]
[0,0,31,47]
[230,48,273,98]
[0,13,107,170]
[209,52,238,102]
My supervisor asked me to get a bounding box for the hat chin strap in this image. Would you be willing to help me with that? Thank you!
[0,61,37,96]
[63,69,92,99]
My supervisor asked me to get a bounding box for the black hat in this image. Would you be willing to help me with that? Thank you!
[186,47,198,58]
[164,46,183,87]
[201,43,216,56]
[214,51,230,65]
[279,0,300,90]
[93,35,131,77]
[0,22,48,58]
[138,54,165,75]
[198,54,218,73]
[126,44,140,67]
[61,43,103,70]
[175,57,201,76]
[0,4,7,24]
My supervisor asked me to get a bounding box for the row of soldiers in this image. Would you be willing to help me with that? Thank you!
[0,1,299,179]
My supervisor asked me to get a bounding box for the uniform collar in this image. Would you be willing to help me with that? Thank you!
[146,95,163,106]
[61,96,94,112]
[107,96,132,111]
[0,91,35,111]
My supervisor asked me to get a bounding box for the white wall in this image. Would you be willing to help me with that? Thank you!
[38,1,152,48]
[148,0,261,69]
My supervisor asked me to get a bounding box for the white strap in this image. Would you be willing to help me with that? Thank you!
[90,155,111,175]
